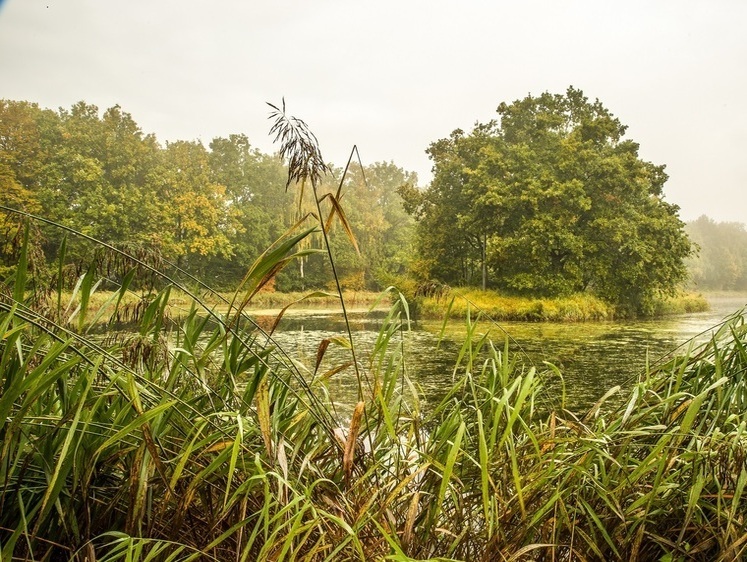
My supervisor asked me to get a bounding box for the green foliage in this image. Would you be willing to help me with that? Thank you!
[0,98,416,291]
[3,100,740,562]
[406,87,692,314]
[157,139,236,269]
[276,160,416,292]
[0,100,47,276]
[649,291,710,316]
[0,100,44,215]
[328,161,417,288]
[686,215,747,291]
[207,134,293,282]
[419,287,616,321]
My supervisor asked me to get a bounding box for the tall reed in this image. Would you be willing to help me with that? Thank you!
[1,109,746,561]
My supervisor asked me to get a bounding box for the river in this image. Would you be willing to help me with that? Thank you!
[261,294,747,413]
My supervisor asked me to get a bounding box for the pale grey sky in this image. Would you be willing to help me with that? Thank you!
[1,0,745,223]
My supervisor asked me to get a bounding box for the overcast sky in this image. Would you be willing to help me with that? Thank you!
[1,0,745,223]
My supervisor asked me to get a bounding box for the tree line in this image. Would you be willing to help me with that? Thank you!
[5,92,736,311]
[686,215,747,291]
[0,99,416,290]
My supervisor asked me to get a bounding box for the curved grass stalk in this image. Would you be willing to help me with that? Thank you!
[0,211,355,558]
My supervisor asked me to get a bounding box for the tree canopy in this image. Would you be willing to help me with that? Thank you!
[0,99,416,289]
[402,87,692,313]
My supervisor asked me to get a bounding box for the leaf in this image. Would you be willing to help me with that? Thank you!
[315,338,331,374]
[436,420,465,521]
[12,221,29,304]
[256,376,273,458]
[319,192,361,256]
[343,401,365,485]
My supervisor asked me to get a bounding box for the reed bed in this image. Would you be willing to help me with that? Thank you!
[0,104,743,560]
[1,213,746,561]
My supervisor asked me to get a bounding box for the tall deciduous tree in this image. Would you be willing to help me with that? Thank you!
[408,87,692,313]
[0,100,47,271]
[154,140,235,272]
[28,102,164,255]
[0,100,44,214]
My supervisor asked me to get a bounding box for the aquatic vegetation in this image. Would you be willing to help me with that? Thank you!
[420,286,616,321]
[415,286,708,322]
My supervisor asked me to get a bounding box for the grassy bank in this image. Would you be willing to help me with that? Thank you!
[47,285,708,329]
[44,288,387,328]
[216,289,386,312]
[415,287,709,321]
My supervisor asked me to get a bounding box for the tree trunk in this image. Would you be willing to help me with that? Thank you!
[481,233,487,291]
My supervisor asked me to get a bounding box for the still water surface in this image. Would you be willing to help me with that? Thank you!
[263,294,747,413]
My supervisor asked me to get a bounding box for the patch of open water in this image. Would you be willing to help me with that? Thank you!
[261,294,747,413]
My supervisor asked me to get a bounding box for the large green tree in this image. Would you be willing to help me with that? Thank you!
[0,100,48,272]
[407,87,692,313]
[153,140,236,273]
[41,103,164,246]
[0,100,45,215]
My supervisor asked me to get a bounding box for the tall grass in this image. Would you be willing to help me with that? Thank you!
[415,286,709,322]
[1,105,745,560]
[2,208,747,561]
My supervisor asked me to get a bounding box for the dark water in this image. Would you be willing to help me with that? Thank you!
[263,294,747,413]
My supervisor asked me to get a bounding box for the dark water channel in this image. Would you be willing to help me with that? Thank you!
[262,294,747,413]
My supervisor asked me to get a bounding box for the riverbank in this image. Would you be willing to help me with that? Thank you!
[51,287,709,326]
[45,288,388,326]
[414,287,709,321]
[5,278,747,560]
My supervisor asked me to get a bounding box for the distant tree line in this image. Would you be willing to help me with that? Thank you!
[0,99,416,290]
[4,94,720,310]
[686,216,747,291]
